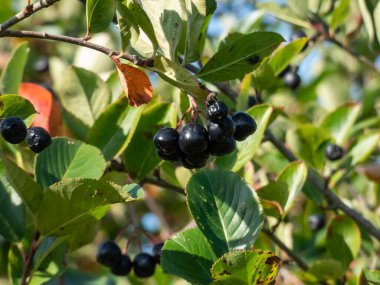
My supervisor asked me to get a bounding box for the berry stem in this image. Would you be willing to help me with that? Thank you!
[176,106,192,130]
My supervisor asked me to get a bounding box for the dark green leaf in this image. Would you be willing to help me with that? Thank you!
[197,32,284,82]
[86,0,115,34]
[359,269,380,285]
[186,170,264,257]
[8,244,24,285]
[358,0,380,50]
[309,259,344,280]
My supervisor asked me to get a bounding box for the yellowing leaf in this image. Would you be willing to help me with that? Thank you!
[113,59,153,107]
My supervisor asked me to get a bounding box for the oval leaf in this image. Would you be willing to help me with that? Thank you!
[186,170,265,257]
[0,94,36,126]
[86,0,115,34]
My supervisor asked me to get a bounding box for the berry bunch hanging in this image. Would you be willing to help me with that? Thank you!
[153,94,257,169]
[96,240,164,278]
[0,116,52,153]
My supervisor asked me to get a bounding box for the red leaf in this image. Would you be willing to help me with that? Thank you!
[18,83,63,136]
[113,59,153,107]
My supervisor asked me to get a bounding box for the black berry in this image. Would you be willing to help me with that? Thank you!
[181,151,209,169]
[153,127,180,154]
[178,123,209,155]
[133,253,156,278]
[308,214,325,231]
[232,112,257,141]
[33,57,49,73]
[111,254,133,276]
[208,137,236,156]
[26,127,52,153]
[208,116,236,142]
[283,70,301,90]
[157,149,181,163]
[247,96,258,108]
[96,241,122,268]
[0,117,27,144]
[325,143,344,161]
[278,65,291,78]
[152,242,164,264]
[207,101,228,123]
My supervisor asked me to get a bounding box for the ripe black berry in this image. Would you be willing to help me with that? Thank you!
[208,116,236,142]
[0,117,27,144]
[178,123,209,155]
[157,150,181,162]
[26,127,52,153]
[247,96,258,108]
[278,65,291,78]
[208,137,236,156]
[283,70,301,90]
[111,254,133,276]
[181,151,209,169]
[153,127,179,154]
[325,143,344,161]
[207,101,228,123]
[308,214,325,231]
[96,241,122,268]
[133,253,156,278]
[232,112,257,141]
[152,242,164,264]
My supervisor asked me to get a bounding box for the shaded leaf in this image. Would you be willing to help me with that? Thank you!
[309,259,344,280]
[8,244,24,285]
[86,0,115,34]
[358,0,380,51]
[359,269,380,285]
[0,94,36,126]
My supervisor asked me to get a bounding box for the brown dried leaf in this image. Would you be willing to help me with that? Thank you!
[356,164,380,183]
[113,58,153,107]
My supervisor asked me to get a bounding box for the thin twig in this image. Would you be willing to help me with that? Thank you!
[21,231,40,285]
[141,177,185,195]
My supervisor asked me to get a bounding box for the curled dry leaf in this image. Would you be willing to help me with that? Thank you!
[112,58,153,107]
[18,83,63,136]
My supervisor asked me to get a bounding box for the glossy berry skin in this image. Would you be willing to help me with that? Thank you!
[152,242,164,264]
[96,241,122,268]
[111,254,133,276]
[157,149,181,162]
[278,65,291,78]
[26,127,52,153]
[325,143,344,161]
[308,214,325,231]
[0,117,27,144]
[207,101,228,123]
[208,116,236,142]
[133,253,156,278]
[283,71,301,90]
[181,151,209,169]
[178,123,209,155]
[232,112,257,141]
[153,128,180,154]
[208,137,236,156]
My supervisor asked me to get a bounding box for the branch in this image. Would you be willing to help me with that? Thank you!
[0,30,152,67]
[141,177,185,195]
[0,0,61,32]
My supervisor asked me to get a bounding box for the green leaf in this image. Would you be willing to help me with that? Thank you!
[257,182,289,218]
[0,94,36,126]
[148,55,209,98]
[35,138,107,189]
[268,38,308,76]
[8,244,24,285]
[257,2,311,28]
[358,0,380,51]
[320,102,361,145]
[36,179,136,236]
[123,102,177,180]
[0,161,25,242]
[360,269,380,285]
[277,161,307,214]
[197,32,284,82]
[186,170,264,257]
[1,155,43,214]
[86,0,115,34]
[216,105,273,171]
[56,66,111,133]
[162,228,217,285]
[141,0,184,60]
[309,259,344,280]
[348,132,380,166]
[182,0,217,64]
[87,98,143,161]
[211,250,280,285]
[0,43,29,94]
[329,0,351,29]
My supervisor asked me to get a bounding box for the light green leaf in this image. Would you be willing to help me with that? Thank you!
[162,228,217,285]
[0,94,36,126]
[348,132,380,166]
[211,250,280,285]
[278,161,308,214]
[87,97,143,161]
[0,161,25,242]
[197,32,284,82]
[309,259,344,280]
[1,155,43,214]
[320,102,361,145]
[358,0,380,50]
[216,105,273,171]
[86,0,115,34]
[35,138,107,189]
[0,43,29,94]
[257,182,289,218]
[8,244,24,285]
[36,179,136,236]
[56,66,111,133]
[329,0,351,29]
[141,0,184,60]
[268,38,308,76]
[186,170,264,257]
[148,55,209,98]
[360,269,380,285]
